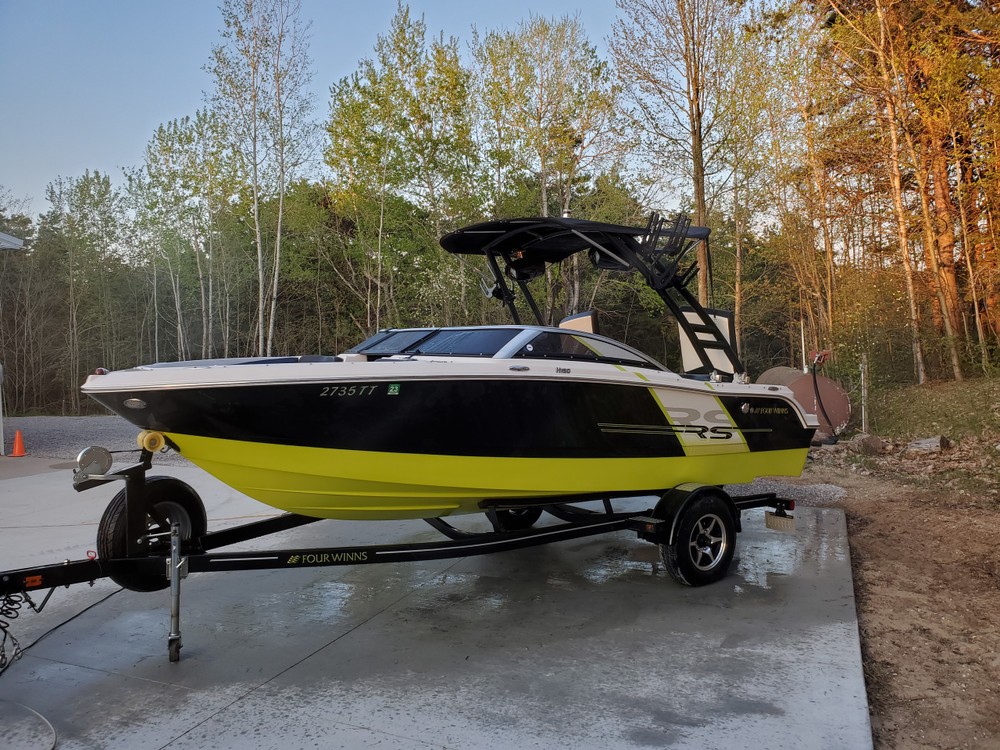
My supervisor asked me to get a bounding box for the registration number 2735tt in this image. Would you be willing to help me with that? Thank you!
[319,384,378,397]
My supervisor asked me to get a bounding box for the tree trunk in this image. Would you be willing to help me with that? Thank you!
[803,112,835,346]
[191,229,209,359]
[875,0,925,383]
[908,139,963,381]
[733,177,745,357]
[691,106,709,305]
[953,150,989,370]
[880,104,925,383]
[931,145,962,335]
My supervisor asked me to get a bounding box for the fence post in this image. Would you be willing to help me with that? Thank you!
[860,354,869,434]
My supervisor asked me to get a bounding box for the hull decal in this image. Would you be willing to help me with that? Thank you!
[648,387,750,456]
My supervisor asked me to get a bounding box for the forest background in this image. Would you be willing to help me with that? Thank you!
[1,0,998,416]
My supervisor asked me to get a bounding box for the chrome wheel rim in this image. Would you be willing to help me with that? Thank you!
[688,513,728,571]
[147,501,193,550]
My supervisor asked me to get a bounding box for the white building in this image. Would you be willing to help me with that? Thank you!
[0,230,24,251]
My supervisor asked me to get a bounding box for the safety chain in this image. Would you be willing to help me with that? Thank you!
[0,591,41,672]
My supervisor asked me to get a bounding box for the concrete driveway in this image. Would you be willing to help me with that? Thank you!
[0,457,871,749]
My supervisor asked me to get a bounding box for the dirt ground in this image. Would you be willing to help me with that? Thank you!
[800,443,1000,749]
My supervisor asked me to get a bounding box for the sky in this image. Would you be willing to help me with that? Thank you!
[0,1,621,221]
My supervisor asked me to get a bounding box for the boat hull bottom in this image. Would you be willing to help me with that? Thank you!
[164,433,811,521]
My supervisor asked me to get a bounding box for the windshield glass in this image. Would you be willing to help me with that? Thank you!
[348,329,433,357]
[410,328,519,356]
[349,328,519,358]
[514,331,658,368]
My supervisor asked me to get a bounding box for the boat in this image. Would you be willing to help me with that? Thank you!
[82,214,818,523]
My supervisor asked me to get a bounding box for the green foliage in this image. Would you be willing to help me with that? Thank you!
[324,3,485,331]
[4,172,146,412]
[872,377,1000,440]
[473,13,622,217]
[327,3,477,221]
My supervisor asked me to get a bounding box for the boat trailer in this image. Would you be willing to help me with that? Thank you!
[0,447,796,664]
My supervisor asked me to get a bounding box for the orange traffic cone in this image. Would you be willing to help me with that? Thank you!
[10,429,25,457]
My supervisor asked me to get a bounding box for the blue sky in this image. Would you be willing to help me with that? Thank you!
[0,1,621,220]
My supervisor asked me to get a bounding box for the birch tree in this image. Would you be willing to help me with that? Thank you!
[209,0,315,355]
[475,14,621,320]
[129,110,238,360]
[475,14,620,219]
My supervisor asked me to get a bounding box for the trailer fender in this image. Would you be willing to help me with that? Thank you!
[652,483,741,545]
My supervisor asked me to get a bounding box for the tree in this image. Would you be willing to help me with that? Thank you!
[128,110,239,360]
[475,14,622,319]
[611,0,742,304]
[821,0,934,383]
[209,0,316,355]
[475,14,621,219]
[327,3,483,329]
[0,188,41,414]
[33,172,131,411]
[712,9,784,357]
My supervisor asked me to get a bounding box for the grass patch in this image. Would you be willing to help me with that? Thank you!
[870,377,1000,440]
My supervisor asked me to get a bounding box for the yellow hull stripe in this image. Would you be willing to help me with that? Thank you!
[168,433,809,521]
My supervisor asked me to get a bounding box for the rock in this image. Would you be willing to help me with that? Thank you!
[815,441,844,451]
[904,436,953,455]
[848,433,887,456]
[811,431,842,447]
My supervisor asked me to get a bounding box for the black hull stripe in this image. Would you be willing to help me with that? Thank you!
[91,379,814,459]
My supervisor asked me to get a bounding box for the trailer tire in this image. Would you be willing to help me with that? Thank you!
[490,507,543,531]
[661,493,735,586]
[97,476,207,592]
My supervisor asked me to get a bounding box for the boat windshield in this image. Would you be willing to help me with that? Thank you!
[514,331,661,369]
[408,328,520,356]
[349,328,520,358]
[349,329,432,357]
[349,327,663,367]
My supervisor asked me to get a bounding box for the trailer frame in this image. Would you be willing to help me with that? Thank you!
[0,449,794,663]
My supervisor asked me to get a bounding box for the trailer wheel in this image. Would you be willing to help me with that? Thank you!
[97,476,207,592]
[490,507,543,532]
[661,493,735,586]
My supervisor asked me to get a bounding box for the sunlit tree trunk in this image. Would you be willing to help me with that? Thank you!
[874,29,926,384]
[913,149,963,381]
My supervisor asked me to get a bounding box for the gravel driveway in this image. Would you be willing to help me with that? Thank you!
[3,415,190,465]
